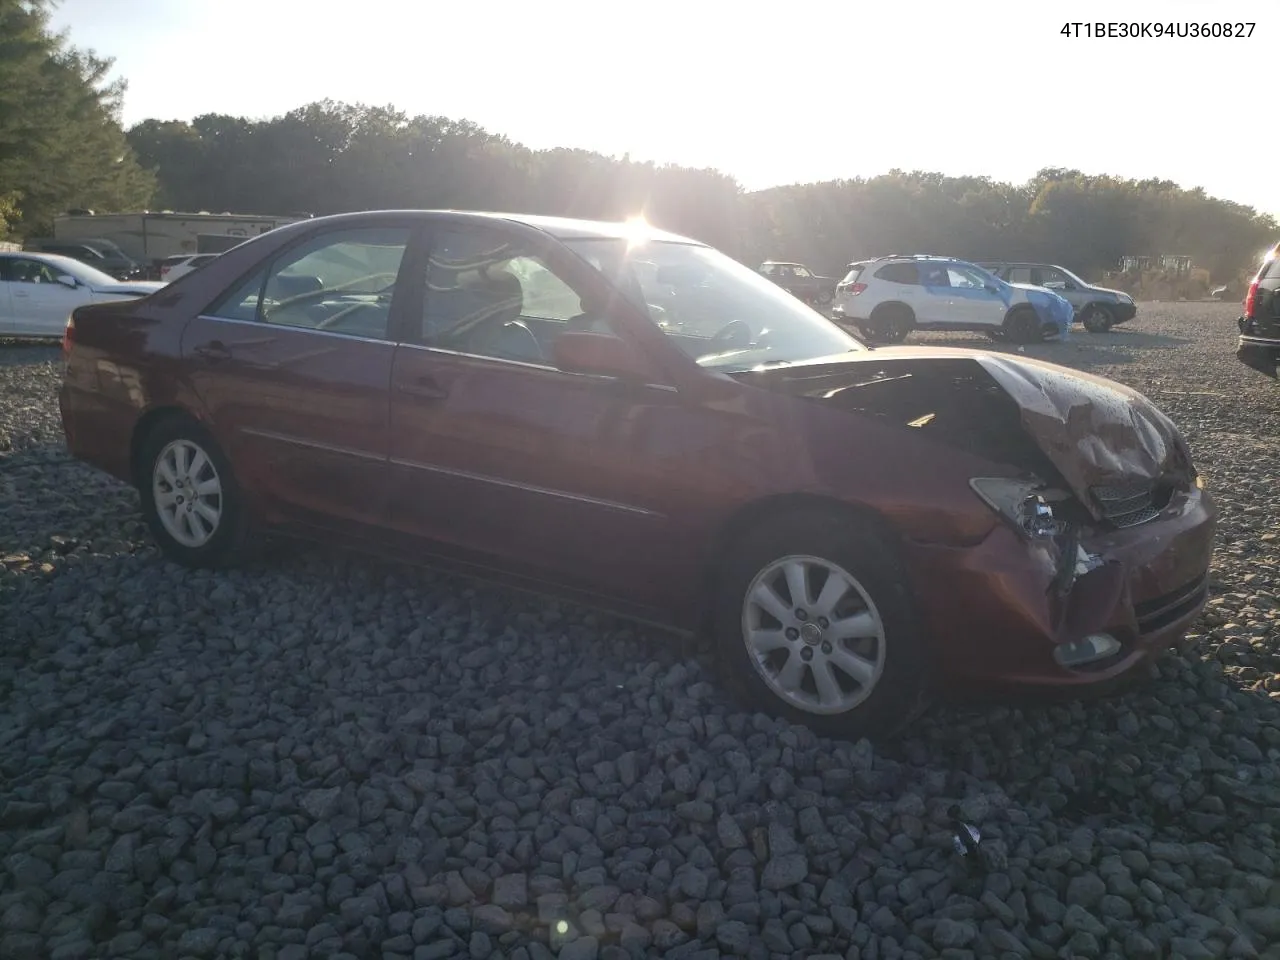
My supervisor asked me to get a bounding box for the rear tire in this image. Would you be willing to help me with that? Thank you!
[1081,304,1114,332]
[712,510,930,741]
[866,303,913,344]
[137,415,255,569]
[1004,306,1042,344]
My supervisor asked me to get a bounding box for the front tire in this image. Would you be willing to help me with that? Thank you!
[1081,304,1114,332]
[1004,306,1042,344]
[137,416,253,569]
[712,510,929,740]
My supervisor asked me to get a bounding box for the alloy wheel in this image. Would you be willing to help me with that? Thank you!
[152,438,223,548]
[740,554,887,715]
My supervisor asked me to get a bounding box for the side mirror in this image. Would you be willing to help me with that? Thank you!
[984,284,999,294]
[57,274,78,289]
[553,331,662,384]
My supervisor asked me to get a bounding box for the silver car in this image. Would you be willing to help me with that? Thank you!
[978,262,1137,332]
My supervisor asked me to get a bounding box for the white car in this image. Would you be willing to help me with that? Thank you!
[160,253,219,282]
[831,255,1075,344]
[0,252,164,339]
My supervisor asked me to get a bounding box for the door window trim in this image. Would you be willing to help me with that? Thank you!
[203,221,425,342]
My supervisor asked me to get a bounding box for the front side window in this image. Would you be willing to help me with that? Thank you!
[207,227,410,339]
[1007,267,1033,284]
[419,226,586,364]
[946,265,991,290]
[5,258,61,284]
[1035,267,1070,287]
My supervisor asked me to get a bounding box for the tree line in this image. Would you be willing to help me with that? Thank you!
[2,0,1275,282]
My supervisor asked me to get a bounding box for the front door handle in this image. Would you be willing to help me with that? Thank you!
[397,375,447,400]
[194,341,232,363]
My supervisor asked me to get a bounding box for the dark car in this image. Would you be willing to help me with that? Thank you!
[28,238,145,280]
[1237,246,1280,378]
[979,262,1138,331]
[58,210,1216,739]
[758,261,836,306]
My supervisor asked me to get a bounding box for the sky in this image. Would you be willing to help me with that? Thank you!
[47,0,1278,217]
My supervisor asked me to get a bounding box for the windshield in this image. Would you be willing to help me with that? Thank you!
[38,254,120,287]
[563,238,866,371]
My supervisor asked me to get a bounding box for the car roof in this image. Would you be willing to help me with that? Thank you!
[0,250,79,267]
[282,209,706,246]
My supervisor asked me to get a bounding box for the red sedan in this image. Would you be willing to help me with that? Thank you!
[58,210,1216,738]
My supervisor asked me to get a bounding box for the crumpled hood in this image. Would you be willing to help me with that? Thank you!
[972,352,1188,514]
[739,347,1192,519]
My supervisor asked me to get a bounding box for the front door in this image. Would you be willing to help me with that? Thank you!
[181,223,416,531]
[385,220,687,612]
[942,262,1008,329]
[0,257,90,336]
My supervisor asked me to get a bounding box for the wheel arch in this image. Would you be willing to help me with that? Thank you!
[870,300,915,321]
[700,493,909,626]
[129,404,207,489]
[1002,301,1038,324]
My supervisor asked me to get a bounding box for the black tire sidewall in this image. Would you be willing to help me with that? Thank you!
[1006,307,1041,343]
[871,304,912,344]
[137,417,249,568]
[712,512,929,740]
[1083,305,1114,332]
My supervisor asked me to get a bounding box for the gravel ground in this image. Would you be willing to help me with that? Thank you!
[2,303,1278,960]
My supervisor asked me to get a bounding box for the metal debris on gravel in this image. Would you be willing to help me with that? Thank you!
[2,304,1279,960]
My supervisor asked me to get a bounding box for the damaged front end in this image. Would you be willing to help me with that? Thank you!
[742,348,1216,684]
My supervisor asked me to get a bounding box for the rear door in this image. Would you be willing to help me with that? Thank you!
[181,222,417,531]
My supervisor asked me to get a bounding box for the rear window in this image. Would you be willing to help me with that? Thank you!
[875,262,921,285]
[1264,256,1280,280]
[841,263,866,284]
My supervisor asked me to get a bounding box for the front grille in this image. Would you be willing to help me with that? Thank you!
[1134,574,1209,635]
[1092,481,1160,528]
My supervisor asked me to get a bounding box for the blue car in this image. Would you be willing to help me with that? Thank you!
[831,255,1073,344]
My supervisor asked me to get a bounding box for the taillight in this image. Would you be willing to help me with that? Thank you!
[62,315,75,357]
[846,282,868,296]
[1243,279,1259,318]
[161,267,171,278]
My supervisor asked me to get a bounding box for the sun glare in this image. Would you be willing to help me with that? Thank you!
[622,215,651,248]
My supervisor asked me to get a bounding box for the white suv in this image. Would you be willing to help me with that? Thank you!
[830,255,1074,344]
[159,253,219,282]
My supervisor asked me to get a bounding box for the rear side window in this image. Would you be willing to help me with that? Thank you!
[1007,267,1033,284]
[874,262,920,285]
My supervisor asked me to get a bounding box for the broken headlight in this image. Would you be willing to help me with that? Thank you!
[969,478,1067,539]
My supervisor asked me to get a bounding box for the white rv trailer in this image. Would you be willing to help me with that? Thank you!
[52,211,308,264]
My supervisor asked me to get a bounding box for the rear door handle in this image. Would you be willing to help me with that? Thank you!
[194,341,232,363]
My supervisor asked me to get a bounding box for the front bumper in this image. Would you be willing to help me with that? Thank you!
[904,483,1216,692]
[1110,301,1138,323]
